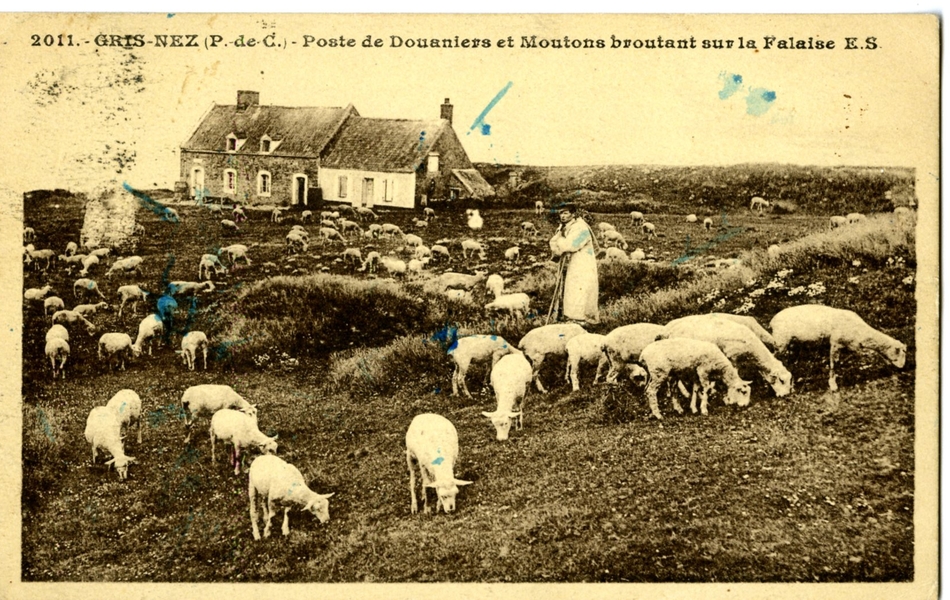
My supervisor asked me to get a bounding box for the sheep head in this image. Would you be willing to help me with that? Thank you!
[105,455,136,480]
[425,479,472,513]
[481,410,521,441]
[768,367,794,397]
[725,379,753,407]
[884,342,907,369]
[303,492,335,523]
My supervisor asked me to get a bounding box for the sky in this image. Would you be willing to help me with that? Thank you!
[0,13,939,193]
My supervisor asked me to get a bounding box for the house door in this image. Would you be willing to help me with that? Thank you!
[361,178,374,207]
[294,176,307,205]
[191,167,205,200]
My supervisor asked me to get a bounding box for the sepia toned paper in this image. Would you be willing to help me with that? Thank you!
[0,12,939,599]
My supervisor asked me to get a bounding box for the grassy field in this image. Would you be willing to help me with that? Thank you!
[21,189,915,582]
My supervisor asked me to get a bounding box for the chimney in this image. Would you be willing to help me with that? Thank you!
[237,90,260,111]
[440,98,453,124]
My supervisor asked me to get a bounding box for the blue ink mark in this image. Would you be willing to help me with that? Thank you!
[432,456,445,466]
[430,323,460,352]
[433,386,441,394]
[718,72,743,100]
[672,218,746,265]
[417,131,426,151]
[36,408,55,443]
[746,88,776,116]
[481,123,491,136]
[469,81,513,135]
[571,229,591,250]
[167,13,175,17]
[123,182,179,223]
[87,281,95,289]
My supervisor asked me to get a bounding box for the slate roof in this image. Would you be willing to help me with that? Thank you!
[320,117,448,173]
[181,104,357,156]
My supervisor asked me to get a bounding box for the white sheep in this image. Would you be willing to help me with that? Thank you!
[404,233,424,248]
[413,218,429,229]
[601,247,628,262]
[271,207,284,223]
[535,200,544,215]
[630,211,644,226]
[380,223,405,238]
[106,389,143,444]
[517,323,587,393]
[448,334,516,398]
[405,413,472,514]
[596,222,617,235]
[444,289,472,302]
[642,222,657,238]
[379,256,408,278]
[482,351,532,440]
[438,271,487,292]
[26,248,55,271]
[132,314,164,357]
[98,332,134,371]
[602,323,666,384]
[286,230,310,254]
[629,248,646,261]
[750,196,770,214]
[466,209,483,231]
[89,247,111,259]
[299,209,311,222]
[25,284,53,301]
[24,227,35,243]
[44,296,65,316]
[431,244,451,263]
[424,207,436,220]
[73,277,106,301]
[709,313,777,349]
[846,212,867,224]
[504,246,520,263]
[221,219,240,231]
[358,251,380,274]
[116,285,148,317]
[413,245,432,261]
[686,214,698,223]
[45,337,69,379]
[233,205,248,223]
[180,384,258,442]
[639,338,752,419]
[830,215,848,229]
[105,255,143,278]
[319,227,346,244]
[248,454,334,540]
[220,244,252,265]
[356,206,378,221]
[484,275,531,318]
[169,280,215,296]
[198,253,227,280]
[704,218,714,231]
[181,331,210,370]
[46,324,69,344]
[78,254,100,276]
[769,305,906,392]
[58,253,87,271]
[603,230,629,250]
[343,247,363,267]
[51,310,97,336]
[461,239,487,261]
[84,406,136,480]
[565,332,609,392]
[660,315,792,398]
[338,219,363,237]
[521,221,539,238]
[210,409,278,475]
[73,301,109,317]
[407,257,429,278]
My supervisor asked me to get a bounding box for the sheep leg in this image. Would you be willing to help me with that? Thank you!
[828,339,840,391]
[593,355,608,385]
[407,451,419,514]
[282,507,291,536]
[645,370,666,420]
[137,415,142,444]
[419,466,432,514]
[210,427,216,464]
[249,486,262,540]
[202,347,208,370]
[263,496,275,538]
[568,357,580,392]
[530,355,548,393]
[233,444,242,476]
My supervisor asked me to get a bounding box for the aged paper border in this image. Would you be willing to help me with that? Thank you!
[0,11,939,600]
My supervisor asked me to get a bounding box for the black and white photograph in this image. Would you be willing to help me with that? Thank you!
[1,12,939,598]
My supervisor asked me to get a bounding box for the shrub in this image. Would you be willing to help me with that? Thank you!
[22,405,67,511]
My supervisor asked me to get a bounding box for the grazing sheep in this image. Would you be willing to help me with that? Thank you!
[769,305,906,391]
[358,251,380,274]
[380,223,405,238]
[221,219,240,231]
[52,310,97,336]
[379,256,408,278]
[660,315,792,397]
[367,223,383,237]
[482,351,532,440]
[271,208,284,223]
[106,389,143,444]
[484,274,530,318]
[750,196,770,214]
[25,284,54,301]
[830,215,848,229]
[602,229,629,250]
[602,323,666,384]
[629,248,646,261]
[64,241,78,256]
[704,218,713,231]
[220,244,252,265]
[89,247,111,259]
[45,337,69,379]
[407,258,429,278]
[448,334,516,398]
[413,245,432,262]
[466,209,483,231]
[58,253,87,271]
[565,333,609,392]
[639,338,752,419]
[46,324,69,344]
[342,247,363,267]
[73,302,109,317]
[630,211,644,226]
[319,210,336,220]
[73,278,106,301]
[198,254,228,280]
[444,289,472,302]
[438,271,487,292]
[518,323,588,393]
[504,246,520,262]
[461,239,487,261]
[169,280,215,297]
[180,384,258,443]
[356,206,378,221]
[300,210,312,222]
[105,256,144,278]
[406,414,472,514]
[596,222,617,235]
[319,227,346,244]
[686,214,698,223]
[248,454,334,540]
[26,248,56,271]
[404,233,424,248]
[521,222,539,238]
[846,212,867,224]
[232,206,248,223]
[431,244,451,263]
[132,314,164,357]
[116,285,148,317]
[424,207,436,220]
[206,204,223,215]
[78,254,100,276]
[709,313,777,349]
[84,406,136,480]
[44,296,65,316]
[535,200,544,215]
[338,219,363,237]
[600,247,628,263]
[24,227,35,243]
[210,409,278,476]
[642,222,657,238]
[286,230,309,254]
[413,218,429,229]
[180,331,210,371]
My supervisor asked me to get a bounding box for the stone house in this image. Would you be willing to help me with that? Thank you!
[179,91,493,209]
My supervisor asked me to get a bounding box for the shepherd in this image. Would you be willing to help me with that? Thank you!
[548,202,599,325]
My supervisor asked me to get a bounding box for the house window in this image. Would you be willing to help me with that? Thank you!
[223,169,237,194]
[449,187,460,201]
[383,180,393,203]
[427,153,439,173]
[260,137,271,153]
[258,171,271,197]
[338,176,348,198]
[227,135,238,152]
